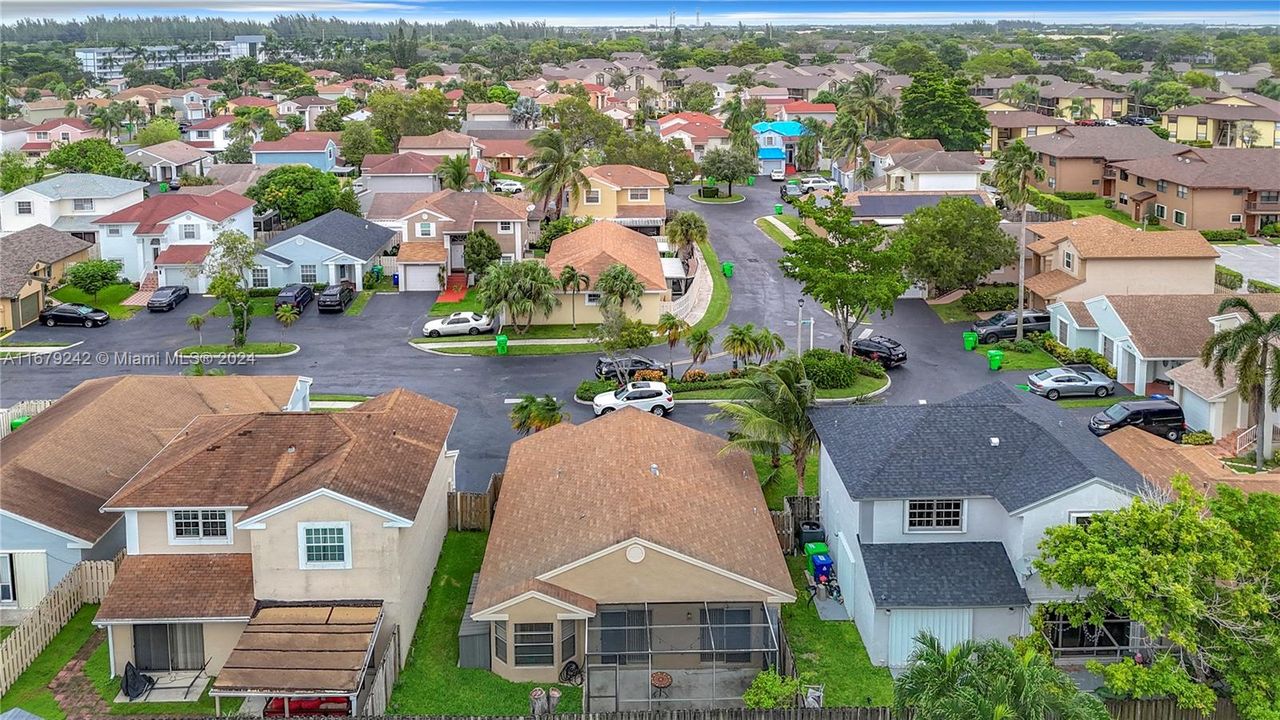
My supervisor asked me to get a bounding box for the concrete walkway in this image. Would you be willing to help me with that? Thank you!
[761,214,799,241]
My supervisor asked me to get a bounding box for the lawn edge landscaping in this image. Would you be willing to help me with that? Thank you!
[413,324,604,344]
[345,290,374,316]
[689,193,746,204]
[411,341,597,357]
[176,342,299,357]
[1058,394,1143,408]
[930,300,977,323]
[973,343,1059,371]
[755,217,792,248]
[51,283,140,321]
[693,239,730,333]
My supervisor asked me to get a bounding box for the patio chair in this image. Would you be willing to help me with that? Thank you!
[802,684,825,708]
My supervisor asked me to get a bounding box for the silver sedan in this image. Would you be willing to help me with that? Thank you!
[422,312,495,337]
[1028,366,1117,400]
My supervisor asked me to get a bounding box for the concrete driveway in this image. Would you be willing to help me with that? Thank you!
[1211,243,1280,287]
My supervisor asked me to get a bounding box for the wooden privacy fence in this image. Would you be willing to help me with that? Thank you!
[0,399,55,439]
[0,558,117,694]
[448,473,503,531]
[770,496,822,554]
[359,625,402,716]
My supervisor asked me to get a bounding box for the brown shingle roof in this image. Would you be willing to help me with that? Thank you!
[1026,215,1218,259]
[1166,358,1237,401]
[130,140,211,166]
[1023,126,1181,160]
[103,389,456,523]
[1164,98,1280,122]
[95,553,255,622]
[1,376,299,543]
[1099,294,1280,358]
[1110,148,1280,191]
[1025,269,1083,299]
[466,102,510,116]
[1062,301,1097,328]
[396,241,447,263]
[544,221,667,291]
[472,410,794,613]
[398,130,475,150]
[361,153,442,175]
[864,137,944,159]
[890,150,983,173]
[0,225,92,297]
[986,110,1072,129]
[397,189,529,234]
[1102,426,1279,496]
[252,132,341,153]
[582,164,669,189]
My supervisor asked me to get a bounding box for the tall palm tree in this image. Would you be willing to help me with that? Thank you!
[723,323,759,369]
[509,394,566,435]
[186,313,206,346]
[63,101,79,117]
[843,71,894,137]
[709,356,818,496]
[665,211,708,263]
[595,264,645,315]
[754,327,787,364]
[998,81,1040,110]
[607,69,631,91]
[521,129,588,219]
[991,139,1045,341]
[853,146,876,187]
[656,312,690,375]
[439,153,477,191]
[1067,96,1097,120]
[557,265,590,329]
[685,328,714,376]
[1201,297,1280,471]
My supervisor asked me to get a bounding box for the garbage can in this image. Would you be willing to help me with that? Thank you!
[746,175,755,186]
[963,331,978,351]
[392,272,400,287]
[9,416,31,432]
[372,264,384,281]
[810,553,833,581]
[803,541,829,558]
[158,182,169,193]
[721,261,734,278]
[774,203,784,215]
[496,334,509,355]
[798,521,824,546]
[987,349,1004,371]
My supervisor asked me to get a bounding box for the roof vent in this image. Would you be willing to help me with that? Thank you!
[1071,220,1078,225]
[286,445,296,453]
[650,463,660,477]
[990,437,1001,447]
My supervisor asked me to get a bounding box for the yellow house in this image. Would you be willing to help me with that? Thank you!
[1161,94,1280,148]
[0,224,95,331]
[224,95,280,117]
[470,410,795,710]
[567,165,669,236]
[541,221,670,325]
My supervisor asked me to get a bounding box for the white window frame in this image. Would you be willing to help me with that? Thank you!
[167,509,233,545]
[584,291,601,306]
[1118,192,1128,205]
[417,221,435,238]
[1063,250,1074,271]
[494,620,508,663]
[196,130,210,139]
[1047,177,1056,189]
[499,254,515,265]
[72,198,95,212]
[59,132,70,141]
[904,498,966,533]
[1026,126,1038,137]
[1173,209,1187,227]
[627,188,650,202]
[251,266,270,288]
[1068,511,1097,527]
[1229,213,1243,224]
[300,264,317,284]
[584,189,601,205]
[297,521,352,570]
[560,619,576,662]
[35,131,48,140]
[181,224,199,240]
[497,221,514,234]
[15,201,32,215]
[1176,185,1188,199]
[0,554,14,604]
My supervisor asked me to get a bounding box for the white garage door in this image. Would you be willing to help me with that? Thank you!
[161,266,201,292]
[1180,392,1212,432]
[888,608,973,667]
[400,263,441,292]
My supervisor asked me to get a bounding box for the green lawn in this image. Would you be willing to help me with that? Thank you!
[1058,394,1143,408]
[675,375,886,401]
[492,171,526,182]
[974,343,1059,371]
[83,641,243,716]
[775,214,805,233]
[0,604,99,719]
[1208,237,1261,246]
[208,297,275,317]
[413,324,604,343]
[1062,198,1139,227]
[310,393,372,402]
[781,557,895,707]
[51,283,139,320]
[930,300,977,324]
[755,217,793,248]
[390,531,582,714]
[0,626,13,641]
[690,193,746,204]
[429,289,483,317]
[177,342,296,355]
[753,454,818,511]
[366,275,397,293]
[345,290,374,316]
[693,239,731,333]
[0,340,72,347]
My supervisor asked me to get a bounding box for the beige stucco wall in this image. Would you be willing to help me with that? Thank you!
[1053,96,1126,119]
[1111,176,1247,231]
[533,291,666,326]
[385,447,453,663]
[1057,257,1216,301]
[486,595,570,683]
[567,180,666,221]
[134,509,254,555]
[107,620,247,676]
[1037,156,1105,194]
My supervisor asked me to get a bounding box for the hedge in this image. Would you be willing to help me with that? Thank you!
[1215,265,1244,290]
[1261,223,1280,238]
[1182,430,1215,446]
[1029,189,1072,220]
[1034,332,1117,378]
[1149,126,1170,139]
[247,283,329,297]
[1178,139,1214,148]
[1201,229,1247,243]
[801,348,884,389]
[1248,278,1280,294]
[1053,191,1097,200]
[960,285,1019,312]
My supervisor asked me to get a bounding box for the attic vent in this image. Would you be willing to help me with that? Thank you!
[990,437,1000,447]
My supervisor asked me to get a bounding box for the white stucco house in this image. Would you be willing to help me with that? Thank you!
[0,174,146,241]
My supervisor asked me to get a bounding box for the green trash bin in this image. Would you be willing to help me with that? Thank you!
[963,331,978,351]
[158,182,169,193]
[496,334,509,355]
[803,542,829,558]
[372,264,384,281]
[746,175,755,186]
[9,416,31,432]
[987,349,1004,371]
[721,261,734,278]
[775,203,784,215]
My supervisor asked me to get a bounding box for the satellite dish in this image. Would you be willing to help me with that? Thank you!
[526,203,536,213]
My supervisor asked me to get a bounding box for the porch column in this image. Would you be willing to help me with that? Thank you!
[1133,356,1149,396]
[327,263,337,286]
[354,265,363,292]
[1263,373,1277,458]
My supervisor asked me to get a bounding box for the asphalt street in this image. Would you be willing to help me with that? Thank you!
[2,182,1052,490]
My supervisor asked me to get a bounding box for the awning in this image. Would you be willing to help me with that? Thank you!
[614,217,665,227]
[1130,191,1156,202]
[211,602,383,698]
[153,244,212,266]
[661,257,687,280]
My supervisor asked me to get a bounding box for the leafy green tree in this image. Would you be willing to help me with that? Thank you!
[899,197,1016,295]
[45,138,145,179]
[1201,296,1280,471]
[476,259,560,333]
[1035,477,1280,719]
[313,108,345,132]
[601,132,694,185]
[260,120,286,142]
[134,118,180,147]
[509,394,566,435]
[881,41,947,75]
[338,120,385,167]
[699,147,757,197]
[1144,81,1195,112]
[439,153,478,191]
[743,669,805,709]
[205,229,263,347]
[782,197,911,356]
[839,72,898,139]
[511,96,541,129]
[521,128,587,219]
[550,97,623,152]
[245,165,343,224]
[484,85,518,106]
[1180,70,1218,90]
[220,138,251,164]
[64,259,123,302]
[1082,50,1123,69]
[557,265,589,329]
[595,263,645,316]
[462,230,502,279]
[367,87,457,144]
[335,187,361,216]
[0,151,44,192]
[594,310,655,382]
[963,48,1040,76]
[900,72,988,151]
[675,81,716,113]
[991,140,1046,340]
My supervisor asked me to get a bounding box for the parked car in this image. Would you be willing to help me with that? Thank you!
[595,354,665,380]
[1099,118,1119,126]
[593,381,675,417]
[422,311,495,337]
[39,303,110,328]
[1089,398,1186,442]
[850,335,908,368]
[1074,118,1099,126]
[970,310,1051,343]
[146,285,189,312]
[1028,365,1116,400]
[316,283,355,312]
[798,176,836,193]
[492,179,524,193]
[769,168,787,181]
[780,183,804,202]
[274,284,314,311]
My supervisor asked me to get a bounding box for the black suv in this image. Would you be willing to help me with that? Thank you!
[317,283,355,312]
[275,284,314,311]
[850,335,907,368]
[595,354,665,380]
[1089,398,1186,442]
[970,310,1051,343]
[780,184,803,202]
[146,285,189,312]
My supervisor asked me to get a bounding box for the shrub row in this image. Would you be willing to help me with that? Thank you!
[1033,332,1118,379]
[1248,278,1280,294]
[1178,139,1214,148]
[1029,189,1072,220]
[1181,430,1215,446]
[1260,223,1280,238]
[246,283,329,297]
[960,285,1019,312]
[988,339,1039,353]
[1215,265,1244,290]
[1052,191,1097,200]
[1201,229,1247,243]
[801,348,885,389]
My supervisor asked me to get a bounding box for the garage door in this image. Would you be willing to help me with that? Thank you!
[161,266,201,292]
[400,263,441,292]
[17,292,41,328]
[1180,392,1212,432]
[888,609,973,667]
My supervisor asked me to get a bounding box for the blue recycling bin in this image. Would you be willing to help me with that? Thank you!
[810,553,833,582]
[392,272,400,287]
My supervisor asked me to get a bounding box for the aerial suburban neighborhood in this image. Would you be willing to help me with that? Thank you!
[0,6,1278,720]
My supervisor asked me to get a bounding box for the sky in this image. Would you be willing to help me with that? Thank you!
[4,0,1278,25]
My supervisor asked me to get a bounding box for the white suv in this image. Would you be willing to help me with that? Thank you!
[492,179,524,193]
[798,176,836,193]
[592,381,675,417]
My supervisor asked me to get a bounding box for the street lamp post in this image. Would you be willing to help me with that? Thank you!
[797,297,805,352]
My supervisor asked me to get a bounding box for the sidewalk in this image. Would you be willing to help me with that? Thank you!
[761,215,799,241]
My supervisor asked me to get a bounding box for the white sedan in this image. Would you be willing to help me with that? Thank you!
[423,312,495,337]
[593,381,675,417]
[770,168,787,181]
[492,179,524,193]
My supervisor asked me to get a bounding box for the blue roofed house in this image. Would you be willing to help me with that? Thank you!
[752,120,808,175]
[254,209,395,291]
[250,132,342,171]
[810,383,1148,669]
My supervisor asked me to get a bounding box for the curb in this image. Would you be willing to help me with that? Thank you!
[570,374,891,407]
[406,339,600,357]
[688,193,746,205]
[0,340,84,357]
[175,343,300,359]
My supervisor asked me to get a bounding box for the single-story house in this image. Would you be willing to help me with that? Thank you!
[838,190,993,226]
[541,221,670,325]
[254,210,395,291]
[0,225,94,331]
[125,140,212,184]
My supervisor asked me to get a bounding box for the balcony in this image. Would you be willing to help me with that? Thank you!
[1102,167,1116,179]
[1245,200,1280,213]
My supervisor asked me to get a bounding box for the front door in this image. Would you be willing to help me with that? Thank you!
[449,237,466,271]
[134,623,205,672]
[150,239,162,266]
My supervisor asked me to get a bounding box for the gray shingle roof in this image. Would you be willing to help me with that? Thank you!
[860,541,1029,608]
[17,173,147,200]
[0,225,93,297]
[810,382,1143,512]
[851,193,985,218]
[265,210,395,262]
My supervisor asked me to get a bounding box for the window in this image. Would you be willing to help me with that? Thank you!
[1063,250,1074,271]
[1026,126,1038,137]
[298,522,351,569]
[60,132,70,141]
[1173,209,1187,227]
[251,267,269,288]
[0,554,13,603]
[170,509,230,543]
[15,201,32,215]
[494,621,508,663]
[1047,177,1056,189]
[906,499,964,531]
[1230,213,1243,224]
[196,130,210,139]
[1177,185,1188,199]
[1262,192,1280,203]
[300,264,317,284]
[1048,156,1057,167]
[417,221,435,237]
[35,132,48,140]
[1155,204,1166,219]
[1135,176,1145,187]
[1069,512,1096,527]
[628,188,650,201]
[1119,170,1129,182]
[513,622,554,666]
[497,221,513,234]
[1156,180,1167,193]
[181,224,199,240]
[762,135,776,146]
[583,292,601,306]
[1091,179,1100,186]
[73,198,94,212]
[1233,188,1244,195]
[560,619,576,662]
[584,189,601,205]
[107,226,121,236]
[1118,192,1128,205]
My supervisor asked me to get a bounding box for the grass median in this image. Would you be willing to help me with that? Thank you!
[974,343,1059,371]
[176,342,297,356]
[755,217,792,248]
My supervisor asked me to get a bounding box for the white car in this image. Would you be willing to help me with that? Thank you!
[798,176,836,193]
[592,381,675,417]
[769,168,787,181]
[492,179,524,193]
[422,312,495,337]
[1099,118,1119,126]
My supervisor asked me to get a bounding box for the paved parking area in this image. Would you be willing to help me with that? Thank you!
[1212,244,1280,286]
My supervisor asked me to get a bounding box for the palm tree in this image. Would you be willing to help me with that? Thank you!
[685,328,714,376]
[186,313,206,346]
[723,323,759,369]
[509,394,566,435]
[709,356,818,496]
[120,102,146,139]
[991,139,1045,341]
[1067,96,1097,120]
[557,265,590,330]
[521,129,588,219]
[656,312,690,375]
[476,260,561,333]
[1201,297,1280,471]
[853,146,876,187]
[439,153,477,191]
[843,71,894,137]
[998,81,1040,110]
[754,327,787,364]
[63,101,79,117]
[665,211,708,263]
[795,117,825,171]
[728,69,758,92]
[607,69,631,91]
[595,264,645,316]
[273,303,300,347]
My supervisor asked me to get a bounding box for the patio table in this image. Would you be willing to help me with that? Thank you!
[650,671,672,699]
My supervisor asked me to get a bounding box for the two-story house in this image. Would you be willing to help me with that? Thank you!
[397,130,479,158]
[252,210,395,291]
[772,100,838,124]
[167,86,224,122]
[0,225,94,331]
[1023,126,1181,194]
[811,383,1145,669]
[1034,80,1129,119]
[566,165,668,236]
[93,190,256,290]
[250,132,342,171]
[0,375,310,616]
[751,121,809,175]
[1,173,146,240]
[126,140,213,184]
[878,150,985,192]
[20,117,102,160]
[831,137,944,193]
[1022,215,1218,309]
[656,113,730,163]
[1107,147,1280,233]
[357,153,442,197]
[275,96,336,131]
[1161,93,1280,148]
[184,115,240,152]
[93,390,458,711]
[0,119,33,152]
[982,100,1071,157]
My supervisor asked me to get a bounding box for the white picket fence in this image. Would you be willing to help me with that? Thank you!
[0,558,118,695]
[0,399,55,440]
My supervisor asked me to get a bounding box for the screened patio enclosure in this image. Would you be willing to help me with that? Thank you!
[584,602,781,711]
